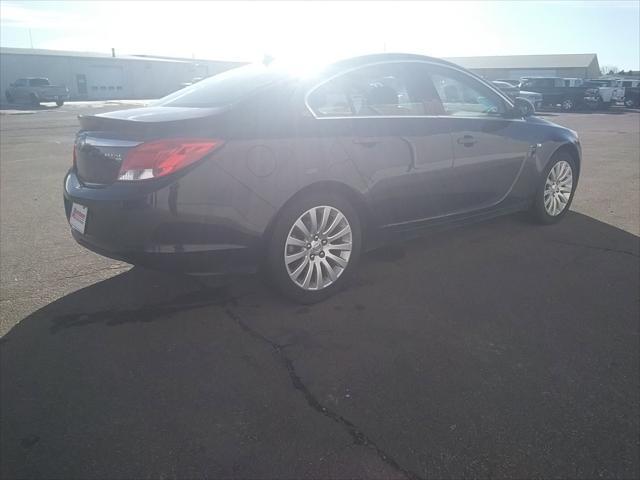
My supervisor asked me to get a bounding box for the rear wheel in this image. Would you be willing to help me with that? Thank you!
[531,152,576,224]
[5,93,13,103]
[560,98,574,111]
[267,192,361,303]
[625,98,637,108]
[29,93,39,106]
[56,100,64,107]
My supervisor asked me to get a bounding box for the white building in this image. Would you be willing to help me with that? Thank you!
[0,47,245,101]
[444,53,601,81]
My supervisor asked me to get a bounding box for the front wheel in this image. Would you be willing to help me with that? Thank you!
[267,192,362,303]
[29,93,39,106]
[5,93,13,103]
[530,152,577,224]
[625,98,637,108]
[56,100,64,107]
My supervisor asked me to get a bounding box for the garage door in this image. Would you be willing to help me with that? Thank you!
[87,65,125,99]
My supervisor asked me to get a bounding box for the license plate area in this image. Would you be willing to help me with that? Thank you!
[69,203,88,234]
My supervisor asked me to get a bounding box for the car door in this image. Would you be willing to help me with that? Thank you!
[306,62,455,227]
[428,65,531,213]
[13,78,28,101]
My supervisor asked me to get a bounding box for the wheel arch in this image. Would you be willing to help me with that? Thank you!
[261,180,373,250]
[549,142,581,178]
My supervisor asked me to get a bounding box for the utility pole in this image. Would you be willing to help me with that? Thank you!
[28,28,33,49]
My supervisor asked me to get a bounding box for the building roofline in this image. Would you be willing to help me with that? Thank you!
[444,53,599,69]
[0,47,246,65]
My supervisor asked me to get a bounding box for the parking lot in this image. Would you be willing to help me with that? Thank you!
[1,103,639,478]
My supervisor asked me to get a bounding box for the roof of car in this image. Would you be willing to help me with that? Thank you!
[326,53,459,71]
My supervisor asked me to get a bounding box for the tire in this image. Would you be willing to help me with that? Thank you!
[266,191,362,303]
[5,93,13,103]
[560,98,574,111]
[56,100,64,107]
[530,152,577,224]
[29,93,39,106]
[625,99,637,108]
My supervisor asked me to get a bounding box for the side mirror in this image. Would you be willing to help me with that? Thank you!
[513,97,534,117]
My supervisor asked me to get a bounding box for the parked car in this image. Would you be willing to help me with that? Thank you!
[584,79,625,107]
[491,80,519,98]
[5,77,69,106]
[617,78,640,108]
[178,77,206,89]
[63,53,581,303]
[495,79,521,87]
[520,77,592,111]
[492,80,542,111]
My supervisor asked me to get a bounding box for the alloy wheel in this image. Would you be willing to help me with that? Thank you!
[284,205,352,290]
[544,160,573,216]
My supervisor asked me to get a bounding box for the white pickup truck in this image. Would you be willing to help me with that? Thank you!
[584,79,625,107]
[5,77,69,106]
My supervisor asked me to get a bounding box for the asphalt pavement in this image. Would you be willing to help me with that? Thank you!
[1,103,639,478]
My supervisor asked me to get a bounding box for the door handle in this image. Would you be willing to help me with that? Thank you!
[353,138,380,148]
[457,135,476,147]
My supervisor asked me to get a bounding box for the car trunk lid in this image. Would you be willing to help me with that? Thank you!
[75,106,229,185]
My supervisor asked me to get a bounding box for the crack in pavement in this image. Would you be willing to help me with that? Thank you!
[549,239,640,257]
[224,307,423,480]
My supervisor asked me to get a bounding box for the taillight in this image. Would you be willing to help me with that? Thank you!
[117,138,223,181]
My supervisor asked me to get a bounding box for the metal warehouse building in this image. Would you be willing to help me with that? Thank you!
[444,53,601,80]
[0,47,244,101]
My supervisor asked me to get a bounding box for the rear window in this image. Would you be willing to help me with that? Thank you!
[155,64,286,108]
[29,78,50,87]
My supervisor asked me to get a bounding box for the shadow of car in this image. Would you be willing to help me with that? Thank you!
[2,212,638,478]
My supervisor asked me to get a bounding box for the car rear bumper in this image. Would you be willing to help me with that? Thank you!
[63,170,264,275]
[70,228,257,274]
[39,96,68,101]
[35,93,69,101]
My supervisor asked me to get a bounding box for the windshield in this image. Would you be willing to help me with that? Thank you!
[154,63,288,108]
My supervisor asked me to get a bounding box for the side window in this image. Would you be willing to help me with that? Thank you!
[430,68,506,117]
[307,63,440,117]
[15,79,27,87]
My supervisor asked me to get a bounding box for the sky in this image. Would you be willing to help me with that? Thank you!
[0,1,638,70]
